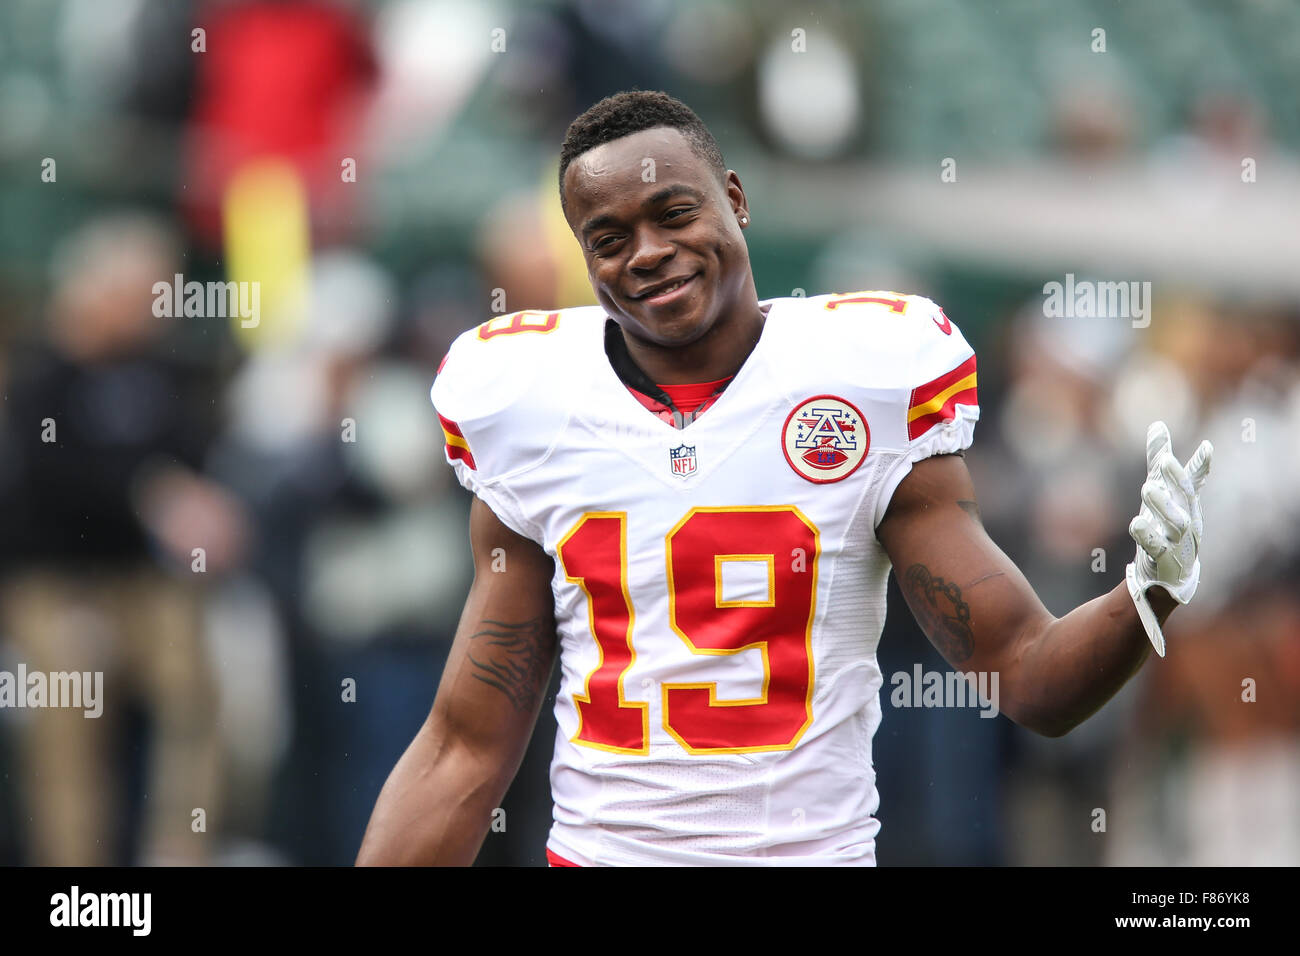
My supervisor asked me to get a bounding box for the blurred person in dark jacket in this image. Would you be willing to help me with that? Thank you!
[0,213,247,864]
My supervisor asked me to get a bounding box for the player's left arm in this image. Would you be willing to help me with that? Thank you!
[876,427,1210,737]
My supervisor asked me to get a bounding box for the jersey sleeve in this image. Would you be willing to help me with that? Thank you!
[429,328,545,543]
[872,298,980,528]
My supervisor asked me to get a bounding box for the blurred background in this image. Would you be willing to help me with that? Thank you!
[1,0,1297,866]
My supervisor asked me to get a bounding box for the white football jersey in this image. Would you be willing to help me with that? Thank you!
[430,291,979,866]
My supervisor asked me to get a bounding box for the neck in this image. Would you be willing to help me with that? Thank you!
[620,299,769,385]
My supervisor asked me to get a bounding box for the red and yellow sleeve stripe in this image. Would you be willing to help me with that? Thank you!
[438,412,477,470]
[907,354,977,441]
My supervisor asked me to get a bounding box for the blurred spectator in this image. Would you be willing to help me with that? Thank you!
[207,249,474,863]
[0,212,246,864]
[182,0,378,247]
[1048,78,1137,162]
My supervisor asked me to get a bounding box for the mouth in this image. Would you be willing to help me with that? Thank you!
[634,273,698,306]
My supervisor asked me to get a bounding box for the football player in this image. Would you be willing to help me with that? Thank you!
[357,91,1211,866]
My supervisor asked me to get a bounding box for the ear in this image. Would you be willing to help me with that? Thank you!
[725,170,750,223]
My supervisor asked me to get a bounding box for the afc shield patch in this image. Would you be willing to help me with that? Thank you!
[782,395,870,483]
[669,444,697,479]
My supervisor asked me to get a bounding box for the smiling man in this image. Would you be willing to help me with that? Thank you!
[356,91,1213,866]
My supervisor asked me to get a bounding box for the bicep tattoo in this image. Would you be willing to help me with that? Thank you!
[902,563,975,664]
[467,616,556,713]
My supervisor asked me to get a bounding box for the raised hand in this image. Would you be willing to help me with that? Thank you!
[1125,421,1213,656]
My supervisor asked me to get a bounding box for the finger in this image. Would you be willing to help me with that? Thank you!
[1185,439,1213,493]
[1145,421,1172,473]
[1160,453,1195,504]
[1130,514,1170,560]
[1143,480,1189,538]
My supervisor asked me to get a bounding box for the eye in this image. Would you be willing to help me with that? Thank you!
[662,205,696,221]
[591,234,623,252]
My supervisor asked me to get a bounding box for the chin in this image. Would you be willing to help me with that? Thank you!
[632,310,715,348]
[628,292,720,342]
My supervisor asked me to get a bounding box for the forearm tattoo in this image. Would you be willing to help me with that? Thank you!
[903,564,975,664]
[467,616,555,713]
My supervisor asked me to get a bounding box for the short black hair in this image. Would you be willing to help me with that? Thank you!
[558,90,727,209]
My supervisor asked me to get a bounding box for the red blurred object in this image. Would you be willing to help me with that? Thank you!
[181,0,377,248]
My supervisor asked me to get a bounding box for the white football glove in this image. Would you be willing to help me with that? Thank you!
[1125,421,1212,657]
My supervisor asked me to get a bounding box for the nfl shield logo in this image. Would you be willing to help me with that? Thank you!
[669,444,697,479]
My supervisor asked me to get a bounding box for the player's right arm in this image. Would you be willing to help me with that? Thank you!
[355,495,558,866]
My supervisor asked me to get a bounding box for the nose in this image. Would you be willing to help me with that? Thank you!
[627,225,674,274]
